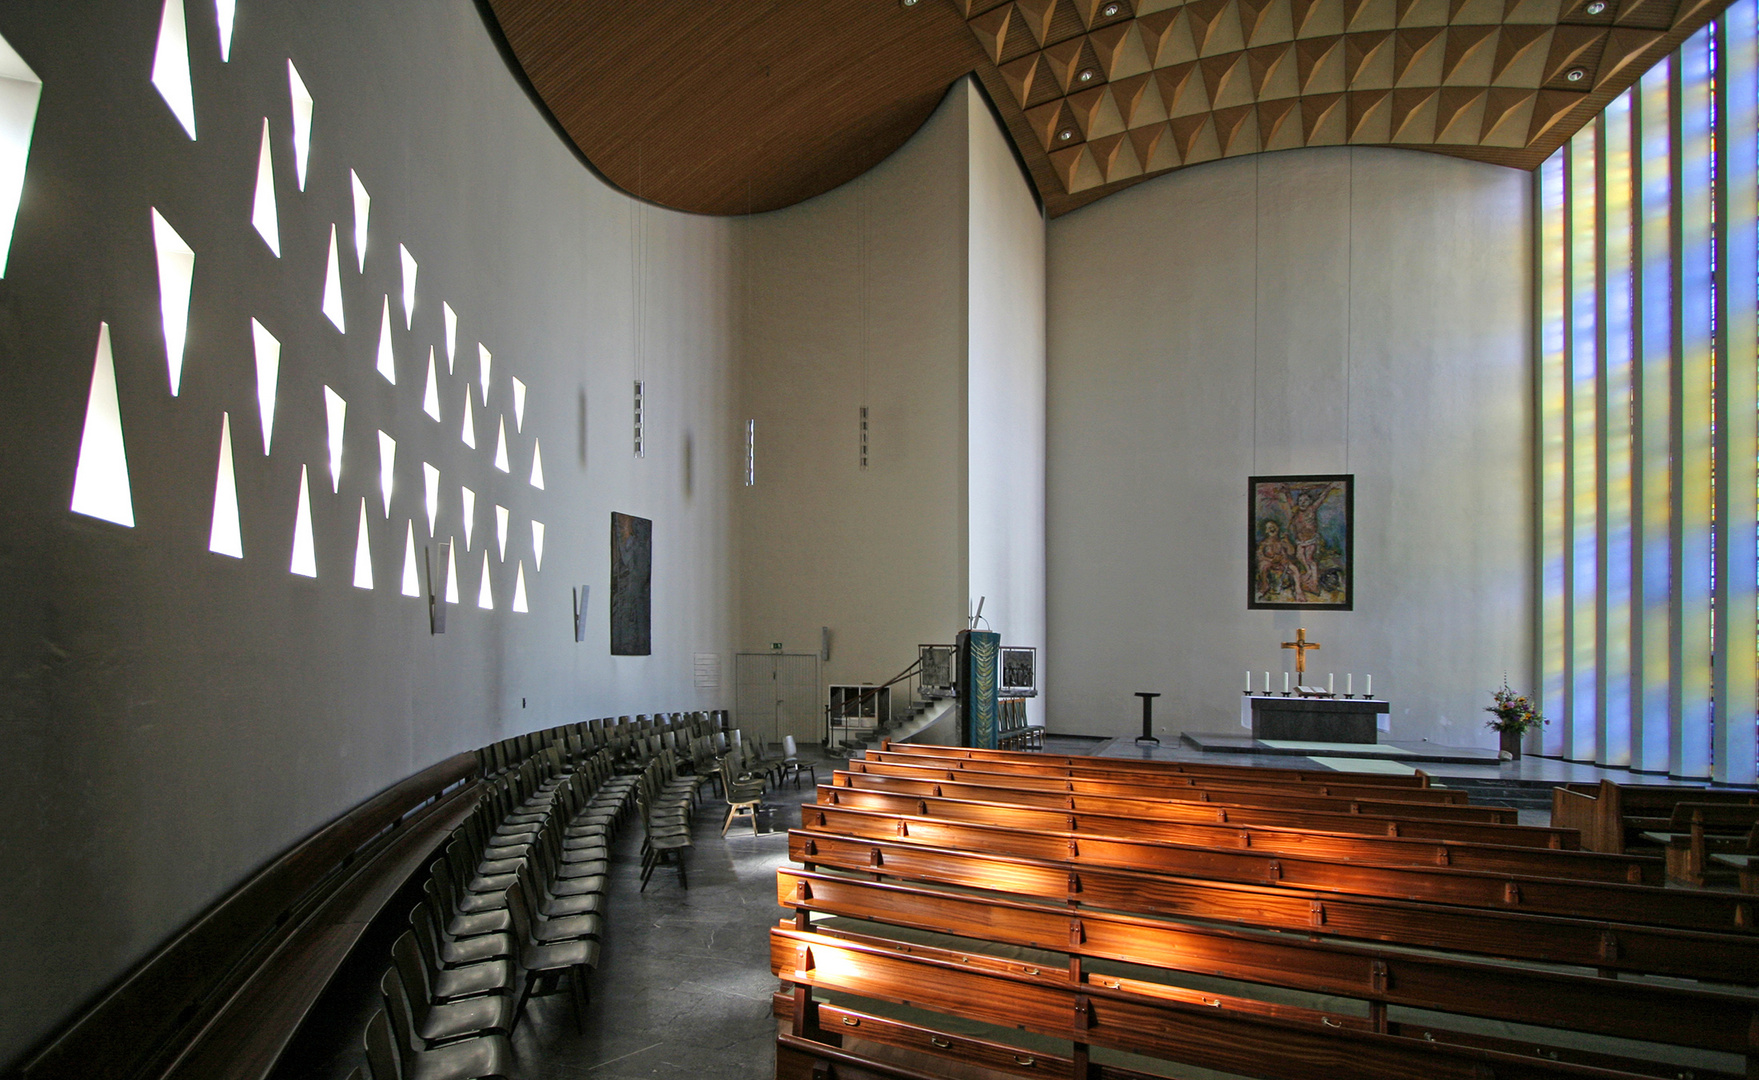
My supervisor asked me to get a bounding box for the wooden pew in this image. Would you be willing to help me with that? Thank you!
[881,740,1433,787]
[833,769,1522,825]
[793,813,1749,934]
[852,753,1473,804]
[1552,779,1759,853]
[803,800,1654,885]
[1642,805,1759,886]
[779,751,1759,1080]
[820,782,1581,849]
[771,926,1753,1080]
[1713,838,1759,893]
[774,868,1759,1066]
[788,829,1759,980]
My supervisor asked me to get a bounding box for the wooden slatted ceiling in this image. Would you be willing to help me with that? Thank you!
[484,0,1728,218]
[484,0,984,215]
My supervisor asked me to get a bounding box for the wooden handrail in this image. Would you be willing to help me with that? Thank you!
[13,752,479,1080]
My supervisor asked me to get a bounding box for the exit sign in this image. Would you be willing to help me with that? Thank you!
[771,642,783,650]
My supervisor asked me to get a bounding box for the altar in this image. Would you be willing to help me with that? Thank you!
[1240,694,1389,743]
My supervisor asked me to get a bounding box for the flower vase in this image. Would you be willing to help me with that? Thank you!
[1499,728,1522,760]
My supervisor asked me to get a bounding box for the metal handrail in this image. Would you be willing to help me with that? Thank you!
[826,657,924,744]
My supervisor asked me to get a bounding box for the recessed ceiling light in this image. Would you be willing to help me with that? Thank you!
[1078,68,1097,82]
[1058,128,1076,141]
[1585,1,1606,12]
[1101,2,1122,15]
[901,0,920,7]
[1566,67,1587,81]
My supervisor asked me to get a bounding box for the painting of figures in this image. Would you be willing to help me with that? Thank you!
[1248,475,1352,610]
[610,512,652,655]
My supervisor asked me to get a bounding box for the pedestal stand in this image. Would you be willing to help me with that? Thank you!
[1134,692,1161,745]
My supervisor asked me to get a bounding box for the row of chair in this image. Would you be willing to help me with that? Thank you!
[360,745,638,1080]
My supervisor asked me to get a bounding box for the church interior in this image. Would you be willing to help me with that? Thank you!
[3,1,1758,1079]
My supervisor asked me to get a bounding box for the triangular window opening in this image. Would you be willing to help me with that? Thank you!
[251,120,279,256]
[151,0,197,139]
[251,318,280,453]
[321,224,345,332]
[151,208,195,396]
[290,464,317,577]
[208,411,242,558]
[375,297,395,384]
[401,521,421,598]
[351,170,370,272]
[70,323,135,528]
[288,60,313,190]
[352,498,374,590]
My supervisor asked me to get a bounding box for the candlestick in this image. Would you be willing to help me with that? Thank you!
[1263,672,1270,694]
[1245,671,1252,693]
[1283,672,1290,694]
[1346,673,1353,697]
[1365,674,1372,698]
[1327,673,1334,694]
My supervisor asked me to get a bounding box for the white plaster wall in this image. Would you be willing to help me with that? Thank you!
[1045,147,1531,746]
[737,82,972,719]
[966,90,1047,726]
[0,0,735,1063]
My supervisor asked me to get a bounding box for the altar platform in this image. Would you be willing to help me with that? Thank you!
[1035,732,1729,816]
[1177,731,1501,765]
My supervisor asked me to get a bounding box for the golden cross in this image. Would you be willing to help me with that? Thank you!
[1281,628,1320,677]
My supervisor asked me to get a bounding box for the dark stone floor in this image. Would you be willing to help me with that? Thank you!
[295,757,829,1080]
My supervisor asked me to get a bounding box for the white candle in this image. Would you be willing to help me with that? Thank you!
[1365,674,1373,698]
[1327,673,1334,694]
[1246,671,1252,692]
[1346,673,1353,696]
[1283,672,1290,693]
[1264,671,1271,694]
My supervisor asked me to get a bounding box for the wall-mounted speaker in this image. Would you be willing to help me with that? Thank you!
[821,626,832,662]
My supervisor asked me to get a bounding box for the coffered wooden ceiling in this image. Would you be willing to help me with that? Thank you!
[484,0,1725,217]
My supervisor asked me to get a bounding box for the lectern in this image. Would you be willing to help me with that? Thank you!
[1134,692,1161,745]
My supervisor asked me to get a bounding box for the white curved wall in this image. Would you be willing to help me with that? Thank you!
[0,0,736,1063]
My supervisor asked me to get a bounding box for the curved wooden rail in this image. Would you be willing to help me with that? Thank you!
[13,752,480,1080]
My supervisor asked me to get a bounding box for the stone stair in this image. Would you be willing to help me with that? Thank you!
[1434,775,1557,812]
[839,698,957,753]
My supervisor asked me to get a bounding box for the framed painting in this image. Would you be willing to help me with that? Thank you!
[1248,474,1353,610]
[610,512,651,655]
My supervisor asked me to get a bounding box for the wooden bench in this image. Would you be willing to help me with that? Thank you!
[1553,779,1759,853]
[777,755,1759,1080]
[1713,846,1759,893]
[820,781,1581,848]
[832,769,1524,826]
[773,906,1759,1080]
[774,868,1759,1068]
[882,739,1433,787]
[854,752,1473,804]
[14,753,480,1080]
[1640,805,1759,886]
[804,800,1654,885]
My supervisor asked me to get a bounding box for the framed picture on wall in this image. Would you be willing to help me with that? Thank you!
[1248,474,1353,610]
[610,512,652,655]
